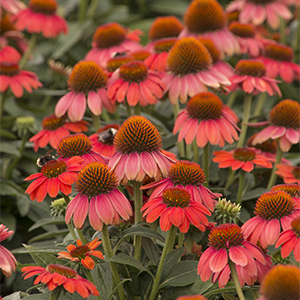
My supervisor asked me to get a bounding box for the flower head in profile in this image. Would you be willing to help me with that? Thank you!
[22,264,99,298]
[174,92,240,148]
[198,223,266,288]
[0,224,17,278]
[0,0,26,14]
[0,62,42,98]
[65,162,132,231]
[108,116,174,185]
[58,238,104,269]
[242,190,300,248]
[12,0,68,38]
[25,156,83,202]
[29,114,88,152]
[251,100,300,152]
[55,61,115,122]
[0,45,21,64]
[106,53,135,74]
[107,60,166,107]
[213,198,241,225]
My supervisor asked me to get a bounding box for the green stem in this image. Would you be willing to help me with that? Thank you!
[173,101,185,158]
[78,0,87,22]
[134,103,141,115]
[295,260,300,268]
[228,259,246,300]
[186,143,192,160]
[150,220,158,244]
[225,169,236,190]
[84,269,103,300]
[91,112,101,132]
[237,94,252,148]
[173,101,180,118]
[177,232,184,248]
[227,90,238,108]
[62,194,71,205]
[186,231,193,253]
[133,181,143,261]
[280,17,286,44]
[193,140,199,164]
[101,110,111,123]
[102,224,125,300]
[19,34,37,69]
[136,0,146,16]
[86,0,99,19]
[49,287,62,300]
[202,143,210,187]
[252,92,267,122]
[267,147,283,190]
[125,101,132,117]
[293,9,300,52]
[77,229,87,244]
[67,223,77,241]
[149,226,177,300]
[0,90,8,118]
[252,289,260,300]
[41,83,56,109]
[236,171,246,204]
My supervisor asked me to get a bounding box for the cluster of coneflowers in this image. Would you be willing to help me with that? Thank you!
[0,0,300,299]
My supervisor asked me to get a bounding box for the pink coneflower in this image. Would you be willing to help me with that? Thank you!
[85,23,143,68]
[22,264,99,298]
[141,160,221,212]
[242,190,300,248]
[142,187,211,233]
[108,116,174,185]
[0,224,17,278]
[0,45,21,64]
[56,133,108,165]
[275,164,300,184]
[251,100,300,152]
[255,241,273,284]
[163,37,230,105]
[198,223,266,288]
[89,124,119,157]
[271,184,300,206]
[65,162,132,231]
[0,0,25,14]
[29,114,88,152]
[173,92,239,148]
[12,0,68,38]
[131,50,151,62]
[58,238,104,270]
[180,0,240,56]
[106,53,135,74]
[230,59,281,96]
[55,61,115,122]
[25,156,83,202]
[260,43,300,83]
[0,62,42,97]
[107,60,165,107]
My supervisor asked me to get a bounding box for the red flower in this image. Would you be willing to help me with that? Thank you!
[275,164,300,184]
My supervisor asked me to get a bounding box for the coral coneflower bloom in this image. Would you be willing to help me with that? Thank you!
[198,223,266,288]
[0,45,21,64]
[275,164,300,184]
[0,62,42,97]
[271,184,300,208]
[29,114,88,152]
[173,92,240,148]
[108,116,174,185]
[106,54,135,74]
[230,59,281,96]
[55,61,115,122]
[0,224,17,278]
[12,0,68,38]
[260,43,300,83]
[242,190,300,248]
[142,187,211,233]
[0,0,25,14]
[25,156,83,202]
[22,264,99,298]
[85,22,143,68]
[141,160,221,212]
[131,50,151,62]
[213,147,273,172]
[65,162,132,231]
[56,133,108,165]
[252,100,300,152]
[180,0,240,56]
[107,60,165,107]
[58,238,104,269]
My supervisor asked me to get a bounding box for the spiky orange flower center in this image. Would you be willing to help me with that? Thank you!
[163,188,191,208]
[0,63,20,76]
[167,37,212,76]
[260,265,300,300]
[235,60,266,77]
[292,166,300,179]
[248,0,277,5]
[271,184,300,198]
[265,44,294,62]
[68,61,107,93]
[29,0,57,15]
[247,134,277,154]
[208,223,244,249]
[47,264,77,278]
[291,216,300,237]
[57,133,92,157]
[198,37,222,62]
[114,116,162,154]
[149,16,184,41]
[184,0,226,34]
[42,114,66,130]
[119,61,148,82]
[169,160,206,186]
[41,160,67,178]
[187,92,223,120]
[229,22,255,38]
[107,55,134,73]
[255,190,296,220]
[69,245,90,258]
[233,148,256,162]
[76,162,117,197]
[92,23,126,49]
[97,124,119,145]
[0,15,16,33]
[131,50,151,61]
[153,38,177,54]
[269,99,300,129]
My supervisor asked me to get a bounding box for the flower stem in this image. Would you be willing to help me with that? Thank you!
[237,94,252,148]
[173,101,185,158]
[295,260,300,268]
[252,289,260,299]
[186,143,192,159]
[78,0,87,22]
[225,169,236,190]
[0,90,8,118]
[91,112,101,132]
[202,143,210,187]
[186,231,193,253]
[252,92,267,122]
[133,181,143,261]
[293,10,300,52]
[193,140,199,164]
[227,90,238,108]
[67,223,77,241]
[49,287,62,300]
[134,103,141,115]
[77,228,87,244]
[19,34,37,69]
[149,226,177,300]
[267,147,283,190]
[84,269,103,300]
[236,171,246,204]
[102,224,125,300]
[177,232,184,248]
[86,0,99,19]
[280,17,286,45]
[126,101,132,117]
[228,259,246,300]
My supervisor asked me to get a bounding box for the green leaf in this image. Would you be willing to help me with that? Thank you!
[28,217,66,232]
[123,226,165,242]
[28,229,69,243]
[91,263,113,300]
[0,128,17,139]
[3,292,22,300]
[16,194,31,217]
[0,142,20,156]
[141,237,160,265]
[223,292,238,300]
[0,212,16,233]
[242,187,267,201]
[22,244,48,268]
[161,247,185,281]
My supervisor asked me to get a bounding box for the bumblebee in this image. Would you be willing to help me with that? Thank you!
[97,128,118,144]
[36,150,56,167]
